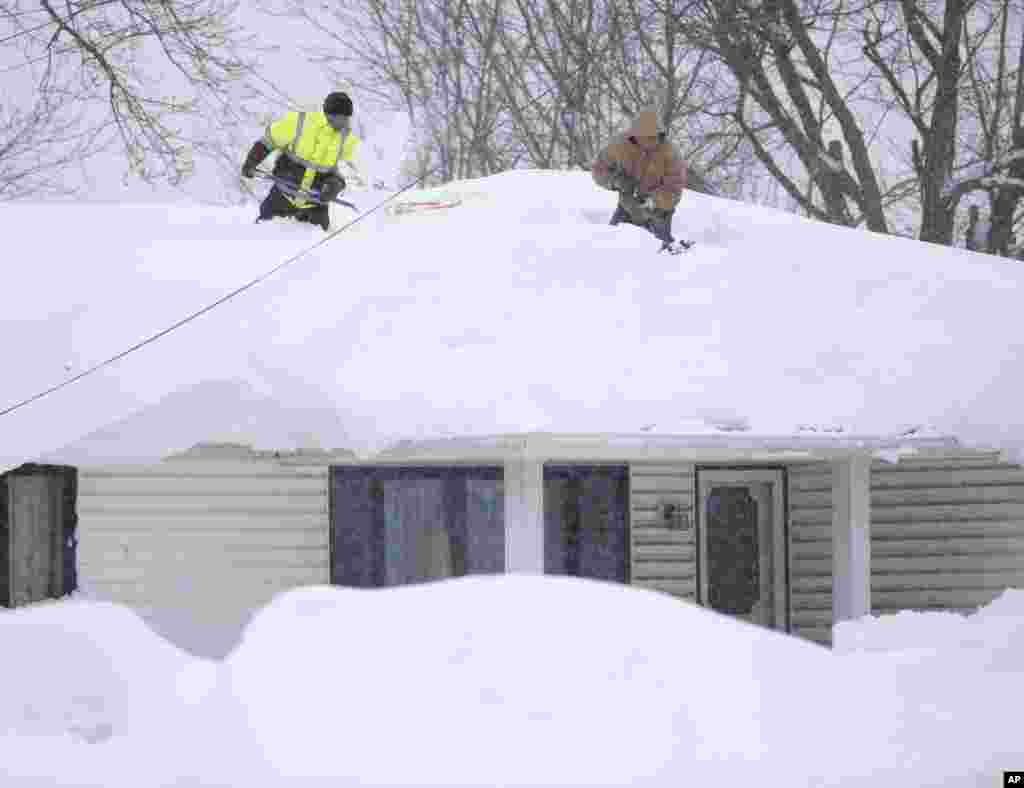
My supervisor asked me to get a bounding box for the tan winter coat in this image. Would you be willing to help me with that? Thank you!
[592,110,688,212]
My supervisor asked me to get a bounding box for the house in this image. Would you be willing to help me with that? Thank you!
[43,429,1020,649]
[5,173,1024,649]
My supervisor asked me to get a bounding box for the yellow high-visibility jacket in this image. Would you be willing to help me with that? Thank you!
[263,111,360,206]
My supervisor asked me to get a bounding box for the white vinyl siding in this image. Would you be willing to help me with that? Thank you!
[787,463,834,645]
[788,450,1024,647]
[870,450,1024,613]
[76,462,329,613]
[629,463,696,601]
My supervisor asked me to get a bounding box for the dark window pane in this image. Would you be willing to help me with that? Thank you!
[543,466,628,583]
[706,486,759,615]
[331,467,504,587]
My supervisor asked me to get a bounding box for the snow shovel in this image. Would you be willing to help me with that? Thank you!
[253,170,358,211]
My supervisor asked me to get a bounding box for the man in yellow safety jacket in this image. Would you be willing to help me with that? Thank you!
[242,91,360,231]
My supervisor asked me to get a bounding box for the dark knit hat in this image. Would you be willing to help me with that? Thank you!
[323,91,353,117]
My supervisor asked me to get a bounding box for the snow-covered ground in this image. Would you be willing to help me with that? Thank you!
[1,578,1022,787]
[4,170,1024,785]
[4,169,1024,470]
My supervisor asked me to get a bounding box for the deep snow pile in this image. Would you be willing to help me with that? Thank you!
[835,587,1024,667]
[0,598,220,787]
[4,169,1024,473]
[1,577,1022,787]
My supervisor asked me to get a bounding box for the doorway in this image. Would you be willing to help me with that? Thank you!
[697,469,788,630]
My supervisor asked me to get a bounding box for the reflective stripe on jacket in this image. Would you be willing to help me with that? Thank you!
[262,111,360,206]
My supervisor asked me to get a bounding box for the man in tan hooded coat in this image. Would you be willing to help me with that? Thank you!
[592,108,689,247]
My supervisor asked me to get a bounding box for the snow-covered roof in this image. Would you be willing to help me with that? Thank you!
[4,170,1024,471]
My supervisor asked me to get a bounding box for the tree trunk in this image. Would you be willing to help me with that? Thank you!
[916,0,966,245]
[987,127,1024,256]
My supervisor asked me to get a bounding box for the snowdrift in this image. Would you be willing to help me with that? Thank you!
[1,577,1022,786]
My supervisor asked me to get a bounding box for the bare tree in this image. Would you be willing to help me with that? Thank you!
[861,0,976,243]
[264,0,745,197]
[0,58,96,199]
[681,0,1024,248]
[1,0,280,196]
[264,0,519,184]
[959,0,1024,256]
[683,0,891,230]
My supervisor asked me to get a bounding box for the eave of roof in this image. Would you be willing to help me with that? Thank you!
[360,431,964,465]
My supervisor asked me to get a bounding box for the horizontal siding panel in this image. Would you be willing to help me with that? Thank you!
[871,453,1005,469]
[86,569,328,590]
[654,457,1020,636]
[797,486,1024,508]
[79,496,327,515]
[78,466,331,612]
[788,474,833,493]
[799,554,1024,575]
[80,465,328,478]
[631,527,692,545]
[792,592,832,609]
[631,515,694,530]
[79,475,326,496]
[872,468,1024,489]
[790,508,832,526]
[873,588,1009,610]
[874,555,1024,574]
[793,575,833,593]
[789,462,833,644]
[78,565,326,582]
[873,536,1024,556]
[789,498,833,514]
[81,530,328,550]
[800,520,1024,542]
[632,504,693,521]
[630,464,699,476]
[788,464,832,474]
[632,578,697,597]
[630,464,695,604]
[792,627,831,645]
[82,513,326,531]
[633,544,696,562]
[791,609,833,628]
[792,524,835,542]
[78,546,326,565]
[791,542,835,560]
[791,558,834,577]
[631,562,697,581]
[874,486,1024,506]
[629,475,694,494]
[873,571,1024,591]
[84,581,326,607]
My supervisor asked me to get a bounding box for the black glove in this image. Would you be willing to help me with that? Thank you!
[241,141,269,179]
[319,173,346,203]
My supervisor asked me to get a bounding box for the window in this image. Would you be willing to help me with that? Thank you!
[331,466,504,587]
[543,465,629,583]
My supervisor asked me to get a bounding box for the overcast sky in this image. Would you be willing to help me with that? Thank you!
[3,4,409,204]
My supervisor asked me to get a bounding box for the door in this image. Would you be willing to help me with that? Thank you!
[698,469,787,630]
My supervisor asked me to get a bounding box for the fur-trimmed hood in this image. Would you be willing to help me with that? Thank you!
[625,109,664,138]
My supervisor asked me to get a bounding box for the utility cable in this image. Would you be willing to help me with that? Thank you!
[0,170,435,419]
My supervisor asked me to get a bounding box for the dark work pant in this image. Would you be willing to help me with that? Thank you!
[258,186,330,231]
[610,201,673,244]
